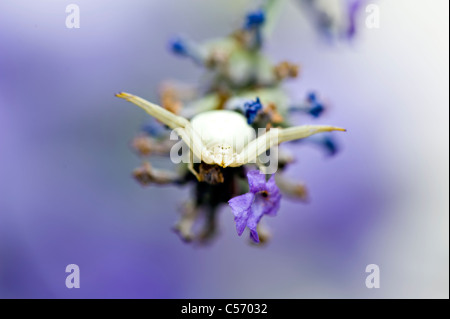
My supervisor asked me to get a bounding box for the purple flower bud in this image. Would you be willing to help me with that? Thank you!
[244,97,263,124]
[244,9,265,30]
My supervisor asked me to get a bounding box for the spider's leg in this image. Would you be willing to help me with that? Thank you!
[188,157,201,182]
[173,126,212,181]
[116,92,190,129]
[117,92,218,180]
[173,127,200,181]
[277,125,346,143]
[173,126,212,164]
[237,125,346,165]
[234,128,279,166]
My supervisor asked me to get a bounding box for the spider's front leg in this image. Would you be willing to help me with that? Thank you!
[116,92,190,129]
[117,92,212,181]
[172,126,205,181]
[236,125,346,165]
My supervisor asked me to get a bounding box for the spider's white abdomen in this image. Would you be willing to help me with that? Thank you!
[191,110,255,153]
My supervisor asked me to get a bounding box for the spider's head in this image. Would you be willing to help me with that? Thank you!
[210,143,235,168]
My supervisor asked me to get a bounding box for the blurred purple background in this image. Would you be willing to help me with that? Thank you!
[0,0,448,298]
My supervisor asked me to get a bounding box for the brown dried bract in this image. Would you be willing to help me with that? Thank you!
[160,86,182,114]
[274,61,300,80]
[290,184,308,201]
[173,201,199,242]
[275,173,309,202]
[231,30,247,45]
[216,89,231,110]
[133,162,178,186]
[264,102,284,124]
[205,48,230,69]
[132,135,176,157]
[199,163,225,185]
[132,135,154,156]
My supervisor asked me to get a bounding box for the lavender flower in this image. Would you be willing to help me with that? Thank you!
[289,92,326,118]
[170,37,188,55]
[243,97,263,124]
[229,170,281,243]
[319,135,338,156]
[298,0,365,40]
[307,92,325,118]
[117,2,348,245]
[244,9,266,30]
[304,134,339,156]
[169,36,203,65]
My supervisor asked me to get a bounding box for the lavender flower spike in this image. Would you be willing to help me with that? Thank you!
[228,170,282,243]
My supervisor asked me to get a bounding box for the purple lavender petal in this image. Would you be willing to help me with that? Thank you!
[228,192,255,236]
[263,175,282,216]
[229,171,282,242]
[249,228,260,243]
[246,198,266,243]
[247,191,281,242]
[247,170,267,193]
[265,174,278,194]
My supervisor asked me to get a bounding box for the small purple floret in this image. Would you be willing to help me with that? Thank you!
[228,170,281,243]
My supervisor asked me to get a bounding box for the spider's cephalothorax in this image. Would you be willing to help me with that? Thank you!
[116,92,345,180]
[191,110,255,168]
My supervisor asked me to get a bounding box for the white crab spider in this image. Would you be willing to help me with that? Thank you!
[116,92,345,180]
